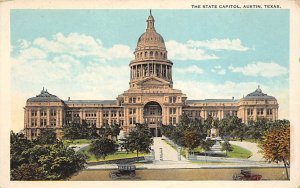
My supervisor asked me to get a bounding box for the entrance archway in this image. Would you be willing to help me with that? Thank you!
[143,101,162,137]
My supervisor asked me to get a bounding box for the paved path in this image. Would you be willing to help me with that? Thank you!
[151,137,187,161]
[230,141,265,161]
[69,144,89,152]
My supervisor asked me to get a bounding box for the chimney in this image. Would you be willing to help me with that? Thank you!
[68,97,70,101]
[232,97,234,100]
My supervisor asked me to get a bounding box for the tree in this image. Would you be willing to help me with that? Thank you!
[122,123,153,157]
[221,139,233,156]
[62,121,89,139]
[11,163,45,180]
[10,131,34,169]
[34,128,57,145]
[110,123,121,140]
[218,116,247,141]
[259,126,290,180]
[183,130,201,151]
[89,137,118,160]
[201,140,214,154]
[10,131,87,180]
[200,140,215,162]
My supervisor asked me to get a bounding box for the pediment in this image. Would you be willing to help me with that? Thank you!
[137,77,170,86]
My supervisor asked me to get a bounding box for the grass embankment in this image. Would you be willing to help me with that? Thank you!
[227,145,252,158]
[230,138,261,144]
[163,139,252,159]
[80,146,148,162]
[62,139,91,146]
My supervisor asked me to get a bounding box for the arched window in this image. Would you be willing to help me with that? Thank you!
[137,53,139,59]
[164,53,166,59]
[150,51,153,57]
[145,51,148,58]
[160,52,163,58]
[155,51,158,58]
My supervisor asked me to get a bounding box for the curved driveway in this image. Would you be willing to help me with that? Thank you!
[229,141,265,161]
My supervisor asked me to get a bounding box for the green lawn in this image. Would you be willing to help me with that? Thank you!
[227,144,252,158]
[80,146,148,162]
[62,139,91,146]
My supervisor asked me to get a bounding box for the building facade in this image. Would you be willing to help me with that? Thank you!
[23,12,279,139]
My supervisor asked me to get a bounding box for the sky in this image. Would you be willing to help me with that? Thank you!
[10,9,289,132]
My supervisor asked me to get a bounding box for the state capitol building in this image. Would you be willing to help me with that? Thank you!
[23,12,279,139]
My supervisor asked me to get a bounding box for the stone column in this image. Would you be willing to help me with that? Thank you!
[47,109,50,127]
[117,110,120,124]
[253,108,257,121]
[166,106,170,125]
[108,110,112,126]
[99,110,103,128]
[146,63,150,76]
[25,109,30,128]
[200,110,205,119]
[37,108,41,128]
[166,65,168,78]
[56,109,59,128]
[176,107,180,124]
[79,109,83,124]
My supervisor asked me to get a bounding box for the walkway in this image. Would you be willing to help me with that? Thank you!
[151,137,187,161]
[69,144,89,152]
[229,141,265,161]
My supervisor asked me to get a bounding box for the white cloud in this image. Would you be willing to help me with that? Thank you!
[187,38,250,51]
[229,61,288,78]
[19,47,48,60]
[165,38,250,61]
[32,32,133,60]
[211,65,226,75]
[165,40,218,61]
[175,65,203,75]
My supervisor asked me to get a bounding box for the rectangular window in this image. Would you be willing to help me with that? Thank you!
[31,119,37,127]
[40,119,47,127]
[129,97,136,103]
[31,110,37,117]
[267,109,273,115]
[103,111,109,117]
[247,109,253,116]
[50,110,56,116]
[169,117,176,125]
[169,96,176,103]
[50,118,56,127]
[129,117,136,125]
[41,110,47,116]
[257,108,264,115]
[169,108,176,115]
[129,108,136,115]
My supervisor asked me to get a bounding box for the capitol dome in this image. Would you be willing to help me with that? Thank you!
[135,11,166,51]
[129,10,173,89]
